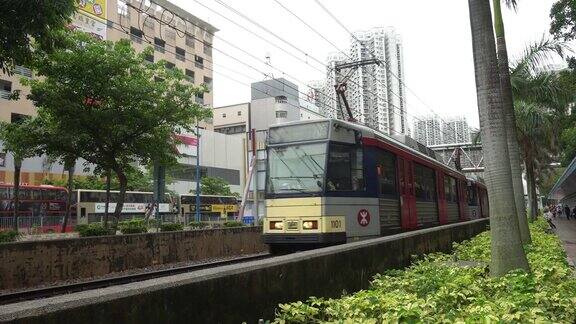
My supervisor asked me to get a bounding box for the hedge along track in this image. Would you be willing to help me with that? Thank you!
[0,253,271,305]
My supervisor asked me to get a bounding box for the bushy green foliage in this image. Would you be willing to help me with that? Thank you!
[0,230,20,243]
[274,219,576,323]
[118,219,148,234]
[160,223,184,232]
[188,221,210,229]
[223,221,244,228]
[76,223,111,237]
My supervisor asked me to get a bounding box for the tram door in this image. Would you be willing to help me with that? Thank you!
[398,158,416,230]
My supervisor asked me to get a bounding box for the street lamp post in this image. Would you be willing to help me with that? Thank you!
[195,120,201,223]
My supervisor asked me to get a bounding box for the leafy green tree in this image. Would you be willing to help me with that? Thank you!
[550,0,576,42]
[0,118,41,230]
[0,0,76,73]
[492,0,531,244]
[560,127,576,166]
[195,176,235,196]
[467,0,529,276]
[25,31,211,227]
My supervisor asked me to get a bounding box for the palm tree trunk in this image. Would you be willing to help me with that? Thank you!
[493,0,531,244]
[12,157,22,231]
[468,0,529,276]
[525,160,539,221]
[103,170,111,228]
[61,160,74,233]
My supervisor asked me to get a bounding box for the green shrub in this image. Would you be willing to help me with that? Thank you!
[188,221,210,229]
[0,230,20,243]
[76,223,111,237]
[223,221,244,228]
[274,218,576,323]
[119,218,147,234]
[160,223,184,232]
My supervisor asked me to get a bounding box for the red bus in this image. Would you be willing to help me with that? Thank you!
[0,184,70,232]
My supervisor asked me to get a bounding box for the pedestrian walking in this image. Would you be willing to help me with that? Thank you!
[544,207,556,229]
[557,203,564,217]
[565,204,572,220]
[572,206,576,220]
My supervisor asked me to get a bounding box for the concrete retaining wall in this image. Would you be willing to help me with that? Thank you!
[0,226,267,290]
[0,219,489,323]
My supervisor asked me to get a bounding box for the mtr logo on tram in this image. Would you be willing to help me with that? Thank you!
[261,119,489,253]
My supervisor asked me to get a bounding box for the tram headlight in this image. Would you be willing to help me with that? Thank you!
[270,221,284,230]
[302,220,318,230]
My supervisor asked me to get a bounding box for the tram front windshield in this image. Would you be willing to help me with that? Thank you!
[267,143,327,195]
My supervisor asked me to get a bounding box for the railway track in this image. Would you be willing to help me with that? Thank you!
[0,253,271,305]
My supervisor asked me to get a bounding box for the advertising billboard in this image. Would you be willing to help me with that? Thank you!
[72,0,107,40]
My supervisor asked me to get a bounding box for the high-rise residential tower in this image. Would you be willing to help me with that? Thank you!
[413,115,443,146]
[313,27,407,135]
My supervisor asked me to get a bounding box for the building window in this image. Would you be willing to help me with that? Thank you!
[203,43,212,56]
[195,55,204,69]
[275,110,287,118]
[237,111,242,116]
[154,37,165,53]
[0,80,12,99]
[203,76,212,89]
[14,66,32,78]
[11,113,29,124]
[222,113,226,118]
[165,61,175,69]
[275,95,287,103]
[130,27,143,43]
[144,53,154,63]
[185,69,195,82]
[186,35,195,48]
[175,47,185,61]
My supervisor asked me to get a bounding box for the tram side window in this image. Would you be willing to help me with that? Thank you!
[467,185,479,206]
[377,151,397,196]
[414,163,436,201]
[326,144,365,192]
[444,176,458,203]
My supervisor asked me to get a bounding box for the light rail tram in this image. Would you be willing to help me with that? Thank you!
[262,119,488,253]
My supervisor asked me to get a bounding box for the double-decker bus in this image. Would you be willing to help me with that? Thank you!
[262,119,489,252]
[179,195,239,222]
[0,184,69,231]
[73,189,174,224]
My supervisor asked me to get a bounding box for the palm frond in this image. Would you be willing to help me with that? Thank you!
[510,36,570,77]
[503,0,518,11]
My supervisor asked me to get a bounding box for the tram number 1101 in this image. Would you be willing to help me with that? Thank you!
[330,219,342,229]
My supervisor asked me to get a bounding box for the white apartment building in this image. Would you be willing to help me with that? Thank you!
[310,27,407,135]
[413,116,443,146]
[413,115,472,146]
[443,116,471,144]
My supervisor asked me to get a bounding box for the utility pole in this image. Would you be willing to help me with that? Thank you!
[334,58,381,122]
[195,120,201,223]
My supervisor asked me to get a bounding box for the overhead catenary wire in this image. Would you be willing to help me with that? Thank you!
[311,0,454,126]
[127,1,457,142]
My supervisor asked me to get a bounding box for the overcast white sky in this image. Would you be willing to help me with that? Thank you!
[172,0,563,128]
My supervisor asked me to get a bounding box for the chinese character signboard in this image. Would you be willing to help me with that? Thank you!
[72,0,107,40]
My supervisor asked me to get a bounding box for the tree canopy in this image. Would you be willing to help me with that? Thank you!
[0,0,76,73]
[196,176,236,196]
[24,31,211,221]
[550,0,576,41]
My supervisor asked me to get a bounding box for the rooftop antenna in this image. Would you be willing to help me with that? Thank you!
[264,52,274,80]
